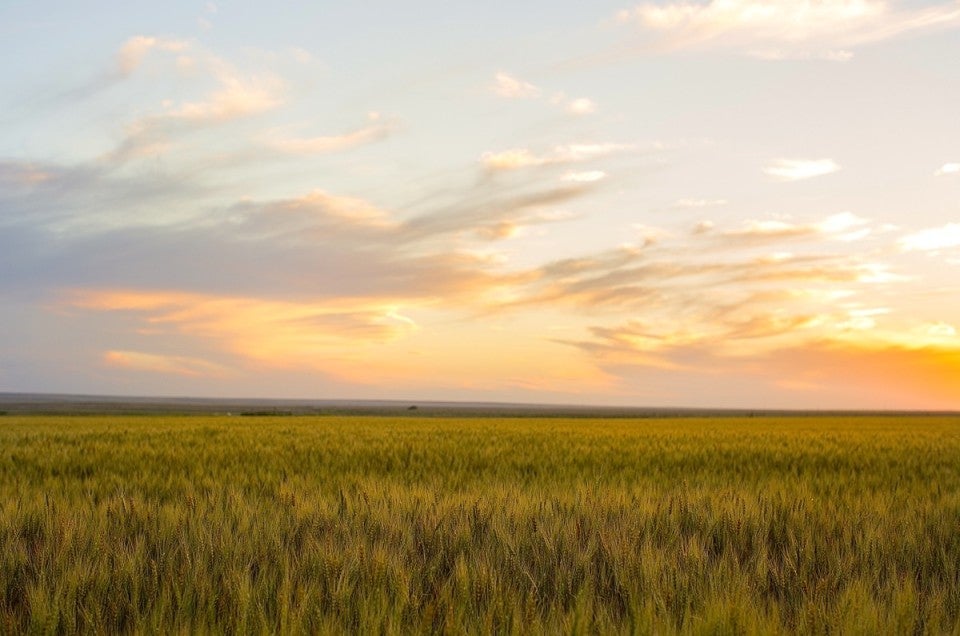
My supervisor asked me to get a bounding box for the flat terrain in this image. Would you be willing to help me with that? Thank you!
[1,415,959,634]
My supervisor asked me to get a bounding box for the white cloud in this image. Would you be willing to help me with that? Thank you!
[481,143,636,171]
[562,170,607,183]
[816,211,871,240]
[166,69,283,122]
[721,211,872,242]
[481,148,543,170]
[567,98,597,115]
[104,50,286,163]
[764,158,841,181]
[935,162,960,176]
[919,322,957,337]
[270,118,397,155]
[673,198,728,208]
[618,0,960,59]
[490,72,540,99]
[116,36,189,76]
[751,48,855,61]
[899,223,960,251]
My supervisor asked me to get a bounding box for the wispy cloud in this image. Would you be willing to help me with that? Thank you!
[481,143,637,171]
[268,115,398,155]
[73,290,423,380]
[490,72,540,98]
[491,76,598,117]
[0,162,54,186]
[617,0,960,59]
[104,350,230,377]
[164,73,282,123]
[717,212,871,243]
[116,35,189,76]
[935,162,960,176]
[899,223,960,252]
[103,41,285,163]
[764,158,841,181]
[562,326,960,408]
[566,98,598,115]
[562,170,607,183]
[672,198,728,209]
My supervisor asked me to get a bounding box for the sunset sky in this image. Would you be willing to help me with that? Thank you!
[2,0,959,409]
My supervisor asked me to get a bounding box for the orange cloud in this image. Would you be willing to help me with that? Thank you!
[565,316,960,409]
[68,289,611,394]
[103,350,229,377]
[71,290,420,369]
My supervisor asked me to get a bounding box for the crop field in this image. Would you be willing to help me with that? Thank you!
[1,415,959,634]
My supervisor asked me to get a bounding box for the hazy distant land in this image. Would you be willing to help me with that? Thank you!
[1,392,954,418]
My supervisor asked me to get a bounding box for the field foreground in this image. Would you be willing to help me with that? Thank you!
[1,415,959,634]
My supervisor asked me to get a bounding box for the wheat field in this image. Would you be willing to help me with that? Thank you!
[1,415,959,634]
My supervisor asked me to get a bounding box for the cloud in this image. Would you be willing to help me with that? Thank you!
[165,72,282,123]
[481,143,637,171]
[490,72,540,99]
[0,159,209,230]
[564,322,960,408]
[68,290,426,382]
[49,35,191,103]
[198,2,218,30]
[399,184,591,243]
[0,162,54,186]
[116,36,189,76]
[1,155,595,306]
[935,162,960,176]
[566,98,597,115]
[495,210,895,321]
[720,212,871,243]
[104,350,229,377]
[673,198,728,208]
[268,117,398,155]
[764,158,841,181]
[102,44,285,163]
[562,170,607,183]
[899,223,960,252]
[918,322,957,338]
[617,0,960,59]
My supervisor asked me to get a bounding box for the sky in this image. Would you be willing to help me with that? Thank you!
[1,0,959,409]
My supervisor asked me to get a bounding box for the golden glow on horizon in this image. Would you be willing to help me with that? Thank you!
[63,285,960,407]
[67,289,613,394]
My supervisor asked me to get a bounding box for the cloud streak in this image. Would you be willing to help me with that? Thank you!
[764,158,841,181]
[490,72,540,99]
[481,143,637,171]
[899,223,960,252]
[104,350,230,377]
[268,117,398,155]
[617,0,960,59]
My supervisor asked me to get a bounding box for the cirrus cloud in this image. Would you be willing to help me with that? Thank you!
[617,0,960,59]
[764,158,841,181]
[490,72,540,99]
[899,223,960,252]
[481,143,638,171]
